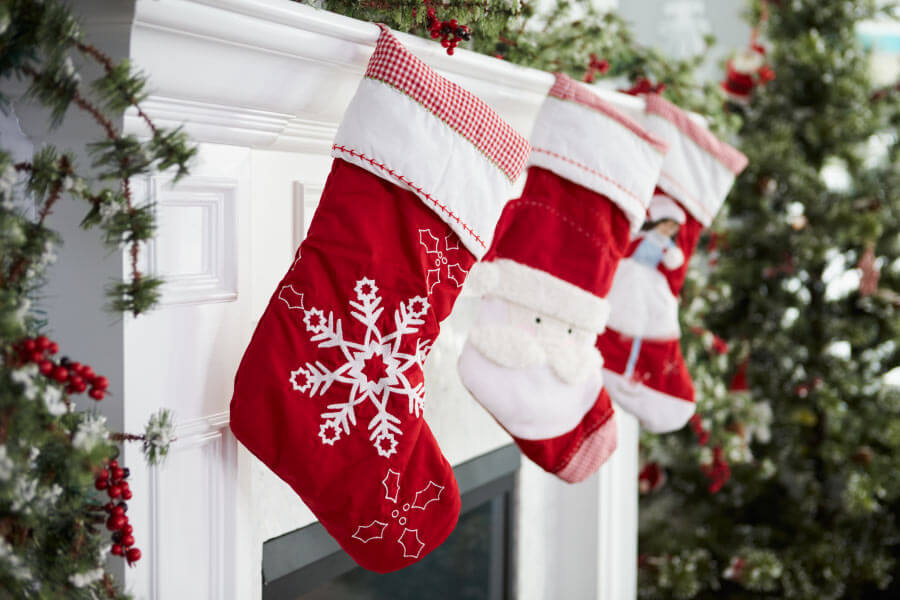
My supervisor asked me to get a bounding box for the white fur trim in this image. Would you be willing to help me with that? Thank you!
[662,246,685,270]
[459,340,604,440]
[605,258,680,340]
[528,97,666,232]
[604,369,695,433]
[648,194,686,224]
[333,79,519,259]
[483,259,610,332]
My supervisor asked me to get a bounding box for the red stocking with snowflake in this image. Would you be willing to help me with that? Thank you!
[229,26,529,572]
[458,73,669,481]
[597,94,747,433]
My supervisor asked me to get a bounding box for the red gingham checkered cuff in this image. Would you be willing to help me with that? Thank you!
[365,26,530,183]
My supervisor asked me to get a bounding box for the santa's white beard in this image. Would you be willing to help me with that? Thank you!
[458,296,607,441]
[468,320,602,385]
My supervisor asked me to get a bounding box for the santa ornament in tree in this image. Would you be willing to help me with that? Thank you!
[229,26,530,572]
[597,94,747,433]
[721,43,775,105]
[458,73,669,482]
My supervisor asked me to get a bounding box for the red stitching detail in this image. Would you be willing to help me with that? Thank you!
[507,199,613,250]
[531,147,645,206]
[333,144,486,249]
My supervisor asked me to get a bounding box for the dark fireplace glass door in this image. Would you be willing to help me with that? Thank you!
[299,499,494,600]
[262,445,518,600]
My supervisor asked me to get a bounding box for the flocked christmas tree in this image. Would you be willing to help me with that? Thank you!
[638,1,900,598]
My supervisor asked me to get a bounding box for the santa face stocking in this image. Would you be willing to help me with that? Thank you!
[597,94,747,433]
[458,73,669,482]
[229,26,530,573]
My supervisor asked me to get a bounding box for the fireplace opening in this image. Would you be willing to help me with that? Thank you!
[261,445,519,600]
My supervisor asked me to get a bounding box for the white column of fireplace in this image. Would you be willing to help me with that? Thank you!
[16,1,640,598]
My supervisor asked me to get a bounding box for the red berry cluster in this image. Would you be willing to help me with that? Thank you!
[620,77,667,96]
[14,336,109,400]
[425,4,470,56]
[96,460,141,564]
[582,54,610,83]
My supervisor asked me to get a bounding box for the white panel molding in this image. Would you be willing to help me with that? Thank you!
[148,411,234,600]
[147,176,239,305]
[597,410,640,600]
[292,180,323,248]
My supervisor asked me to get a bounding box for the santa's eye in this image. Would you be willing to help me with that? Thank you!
[535,317,541,324]
[568,328,573,334]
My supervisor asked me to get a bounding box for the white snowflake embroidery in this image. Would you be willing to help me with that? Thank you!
[351,469,445,559]
[289,277,432,458]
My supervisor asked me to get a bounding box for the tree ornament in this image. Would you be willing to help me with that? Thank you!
[857,243,879,297]
[638,462,666,494]
[852,446,873,465]
[722,556,745,581]
[700,445,731,493]
[721,44,774,105]
[125,548,141,563]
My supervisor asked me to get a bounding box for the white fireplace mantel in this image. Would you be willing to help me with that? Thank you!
[16,1,640,598]
[126,0,650,150]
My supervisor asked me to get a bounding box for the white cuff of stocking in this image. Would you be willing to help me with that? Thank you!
[527,95,668,232]
[642,94,749,227]
[481,258,610,332]
[334,78,523,260]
